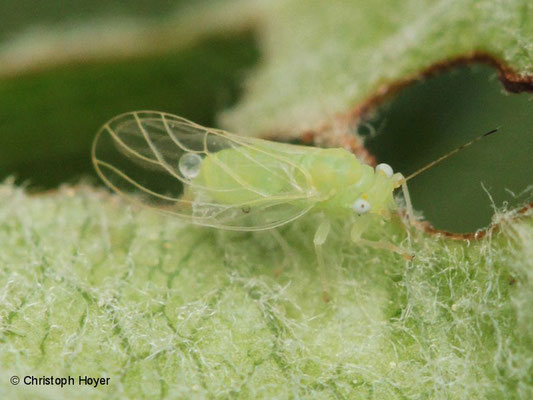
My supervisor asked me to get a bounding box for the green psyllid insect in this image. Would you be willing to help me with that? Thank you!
[92,111,497,297]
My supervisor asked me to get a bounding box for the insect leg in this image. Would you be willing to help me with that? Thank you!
[350,222,413,260]
[268,228,293,275]
[314,218,331,302]
[357,238,413,261]
[400,179,415,227]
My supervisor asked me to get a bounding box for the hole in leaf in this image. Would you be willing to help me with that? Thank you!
[364,64,533,233]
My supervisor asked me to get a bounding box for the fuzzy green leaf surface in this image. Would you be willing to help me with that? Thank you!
[1,183,532,399]
[222,0,533,137]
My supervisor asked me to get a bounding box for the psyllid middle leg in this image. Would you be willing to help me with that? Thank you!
[314,218,331,302]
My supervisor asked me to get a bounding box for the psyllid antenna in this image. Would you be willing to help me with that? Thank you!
[404,128,499,182]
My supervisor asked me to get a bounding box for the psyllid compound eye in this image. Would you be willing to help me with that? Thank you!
[179,153,203,179]
[375,163,393,178]
[353,198,371,214]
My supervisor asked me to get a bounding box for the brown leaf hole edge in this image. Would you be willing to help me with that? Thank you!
[268,52,533,240]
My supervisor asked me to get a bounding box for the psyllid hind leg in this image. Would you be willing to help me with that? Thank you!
[269,228,293,276]
[314,218,331,302]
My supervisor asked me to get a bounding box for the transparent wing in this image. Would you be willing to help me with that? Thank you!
[92,111,321,230]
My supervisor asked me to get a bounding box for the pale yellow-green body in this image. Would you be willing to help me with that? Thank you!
[192,142,400,219]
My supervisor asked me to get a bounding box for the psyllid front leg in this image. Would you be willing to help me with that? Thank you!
[400,178,415,227]
[314,218,331,302]
[351,217,413,261]
[392,173,415,242]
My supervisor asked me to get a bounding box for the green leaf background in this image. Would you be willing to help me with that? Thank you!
[1,0,532,398]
